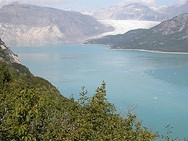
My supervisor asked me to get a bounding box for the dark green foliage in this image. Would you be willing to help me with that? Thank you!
[0,62,12,85]
[0,62,159,140]
[12,63,32,76]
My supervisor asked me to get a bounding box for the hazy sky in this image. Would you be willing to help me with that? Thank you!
[0,0,187,11]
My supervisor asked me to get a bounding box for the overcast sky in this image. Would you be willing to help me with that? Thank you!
[0,0,187,11]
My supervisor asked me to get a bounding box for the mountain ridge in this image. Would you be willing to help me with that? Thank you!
[110,3,167,21]
[88,13,188,52]
[0,3,113,46]
[94,1,188,22]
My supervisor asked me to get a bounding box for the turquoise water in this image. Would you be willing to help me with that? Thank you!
[11,44,188,138]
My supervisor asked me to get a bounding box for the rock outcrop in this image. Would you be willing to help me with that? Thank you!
[0,38,19,63]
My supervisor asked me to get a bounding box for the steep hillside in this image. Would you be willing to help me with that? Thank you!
[0,3,113,46]
[89,13,188,52]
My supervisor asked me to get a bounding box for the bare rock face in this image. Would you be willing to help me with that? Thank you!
[0,38,19,63]
[0,3,113,46]
[0,24,67,46]
[151,13,188,38]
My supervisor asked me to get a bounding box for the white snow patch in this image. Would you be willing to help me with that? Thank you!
[98,20,160,37]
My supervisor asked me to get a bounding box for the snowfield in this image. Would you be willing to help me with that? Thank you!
[98,20,160,37]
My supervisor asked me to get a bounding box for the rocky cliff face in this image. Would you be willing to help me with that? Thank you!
[0,23,66,46]
[0,38,19,63]
[0,3,113,46]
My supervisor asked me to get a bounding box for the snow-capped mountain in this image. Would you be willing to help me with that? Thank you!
[94,6,118,20]
[111,3,168,21]
[94,3,168,21]
[94,1,188,22]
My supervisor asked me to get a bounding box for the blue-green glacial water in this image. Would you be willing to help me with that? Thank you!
[11,44,188,138]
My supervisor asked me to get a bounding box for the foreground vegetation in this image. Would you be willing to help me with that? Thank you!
[0,61,161,140]
[1,62,187,141]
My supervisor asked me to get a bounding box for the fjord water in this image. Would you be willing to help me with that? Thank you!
[12,44,188,138]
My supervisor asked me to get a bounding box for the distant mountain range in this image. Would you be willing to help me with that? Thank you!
[94,3,167,21]
[88,13,188,52]
[0,3,113,46]
[94,2,188,21]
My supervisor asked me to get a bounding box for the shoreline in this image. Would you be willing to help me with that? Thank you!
[110,48,188,55]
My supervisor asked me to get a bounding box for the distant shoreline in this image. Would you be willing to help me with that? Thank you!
[110,48,188,55]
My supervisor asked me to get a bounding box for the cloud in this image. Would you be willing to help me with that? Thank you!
[176,0,188,5]
[118,0,156,6]
[117,0,188,7]
[0,0,61,7]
